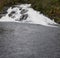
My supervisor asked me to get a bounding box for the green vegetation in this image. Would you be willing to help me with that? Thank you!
[0,0,60,23]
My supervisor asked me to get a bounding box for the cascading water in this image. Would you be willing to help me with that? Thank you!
[0,4,57,27]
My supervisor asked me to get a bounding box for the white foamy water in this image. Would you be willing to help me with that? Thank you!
[0,4,57,27]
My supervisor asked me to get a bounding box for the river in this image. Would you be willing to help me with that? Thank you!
[0,22,60,58]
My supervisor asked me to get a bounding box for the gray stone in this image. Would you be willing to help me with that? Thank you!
[0,7,8,14]
[8,11,15,17]
[58,22,60,24]
[19,7,22,10]
[20,9,28,14]
[0,14,6,18]
[20,14,28,21]
[11,5,16,9]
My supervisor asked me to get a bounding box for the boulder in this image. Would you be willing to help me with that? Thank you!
[20,9,28,14]
[20,14,28,21]
[8,11,15,17]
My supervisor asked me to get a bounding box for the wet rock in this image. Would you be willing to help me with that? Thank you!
[58,22,60,24]
[0,7,8,18]
[20,14,28,21]
[8,11,15,17]
[19,7,22,10]
[11,5,16,9]
[1,7,8,14]
[0,11,7,14]
[0,14,6,18]
[20,9,28,14]
[0,14,2,18]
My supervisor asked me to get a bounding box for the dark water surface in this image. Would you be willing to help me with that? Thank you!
[0,22,60,58]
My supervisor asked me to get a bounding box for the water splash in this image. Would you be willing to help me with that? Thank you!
[0,4,57,27]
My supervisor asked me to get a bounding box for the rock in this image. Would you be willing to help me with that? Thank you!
[58,22,60,24]
[0,7,8,18]
[0,14,6,18]
[0,14,2,18]
[8,11,15,17]
[19,7,22,10]
[20,9,28,14]
[1,7,8,14]
[11,5,16,9]
[20,14,28,21]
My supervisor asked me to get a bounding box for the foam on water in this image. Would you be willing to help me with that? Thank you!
[0,4,57,27]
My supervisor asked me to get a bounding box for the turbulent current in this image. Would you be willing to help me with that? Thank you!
[0,4,57,27]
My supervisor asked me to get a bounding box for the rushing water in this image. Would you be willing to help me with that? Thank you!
[0,4,57,27]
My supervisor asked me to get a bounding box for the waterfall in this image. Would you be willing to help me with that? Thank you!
[0,4,57,27]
